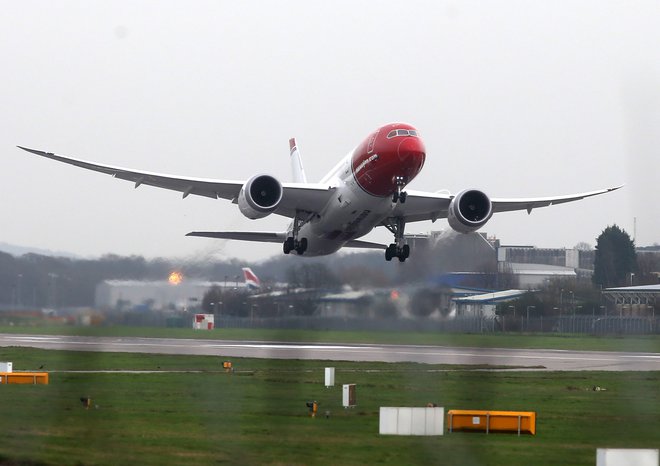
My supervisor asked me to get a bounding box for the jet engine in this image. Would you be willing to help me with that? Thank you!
[237,174,283,219]
[447,189,493,234]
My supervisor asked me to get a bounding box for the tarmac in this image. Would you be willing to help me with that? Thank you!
[2,333,659,371]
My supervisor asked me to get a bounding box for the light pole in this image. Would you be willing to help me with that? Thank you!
[250,304,257,324]
[526,306,535,320]
[211,301,221,316]
[48,273,58,309]
[16,274,23,307]
[526,306,535,332]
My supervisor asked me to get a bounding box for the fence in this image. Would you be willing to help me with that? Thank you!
[215,315,660,335]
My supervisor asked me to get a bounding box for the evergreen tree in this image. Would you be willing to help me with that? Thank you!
[592,225,636,288]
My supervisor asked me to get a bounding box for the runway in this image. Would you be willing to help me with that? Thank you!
[2,333,659,371]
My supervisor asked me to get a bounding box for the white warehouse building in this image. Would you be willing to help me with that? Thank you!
[95,280,239,311]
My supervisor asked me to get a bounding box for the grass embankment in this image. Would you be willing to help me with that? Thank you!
[1,324,659,353]
[0,347,658,466]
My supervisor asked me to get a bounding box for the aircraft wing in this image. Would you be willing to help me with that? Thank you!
[17,147,335,219]
[488,186,623,213]
[392,186,623,224]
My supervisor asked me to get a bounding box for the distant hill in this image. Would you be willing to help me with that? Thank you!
[0,241,79,259]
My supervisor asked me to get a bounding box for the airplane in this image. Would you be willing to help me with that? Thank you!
[18,122,621,262]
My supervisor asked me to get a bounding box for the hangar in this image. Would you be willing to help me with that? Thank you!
[450,289,531,317]
[603,284,659,316]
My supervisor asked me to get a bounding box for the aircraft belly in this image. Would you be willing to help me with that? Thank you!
[299,183,392,255]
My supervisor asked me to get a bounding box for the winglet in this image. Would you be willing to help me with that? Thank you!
[17,145,47,156]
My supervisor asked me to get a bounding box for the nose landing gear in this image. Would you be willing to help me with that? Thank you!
[392,176,407,203]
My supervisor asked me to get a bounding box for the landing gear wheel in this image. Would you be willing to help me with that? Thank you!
[384,216,409,262]
[385,243,409,262]
[399,191,407,203]
[385,243,396,261]
[283,237,295,254]
[295,237,308,255]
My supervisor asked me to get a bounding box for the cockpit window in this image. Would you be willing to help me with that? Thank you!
[387,129,419,138]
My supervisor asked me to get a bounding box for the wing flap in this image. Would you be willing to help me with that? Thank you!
[391,190,452,224]
[278,183,335,218]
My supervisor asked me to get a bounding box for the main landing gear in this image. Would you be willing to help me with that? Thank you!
[283,210,310,255]
[384,217,410,262]
[283,236,307,255]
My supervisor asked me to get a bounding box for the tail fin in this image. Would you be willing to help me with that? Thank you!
[242,267,261,290]
[289,138,307,183]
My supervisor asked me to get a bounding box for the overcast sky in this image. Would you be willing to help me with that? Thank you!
[1,1,658,263]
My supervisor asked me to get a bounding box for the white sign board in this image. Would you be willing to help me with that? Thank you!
[597,448,659,466]
[193,313,214,330]
[379,407,444,436]
[324,367,335,387]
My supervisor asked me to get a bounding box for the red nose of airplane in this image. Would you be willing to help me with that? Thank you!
[398,136,426,162]
[397,136,426,178]
[351,125,427,197]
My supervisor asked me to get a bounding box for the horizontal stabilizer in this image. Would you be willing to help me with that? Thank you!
[344,239,387,250]
[186,231,287,243]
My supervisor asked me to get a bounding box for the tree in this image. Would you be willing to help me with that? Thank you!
[202,286,224,314]
[592,225,637,288]
[285,263,341,290]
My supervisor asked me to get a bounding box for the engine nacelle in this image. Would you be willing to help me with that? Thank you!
[237,174,283,220]
[447,189,493,234]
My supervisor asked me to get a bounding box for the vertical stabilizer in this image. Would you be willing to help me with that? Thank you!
[242,267,261,290]
[289,138,307,183]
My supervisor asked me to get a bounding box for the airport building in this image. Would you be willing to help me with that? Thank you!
[405,230,588,289]
[94,280,242,311]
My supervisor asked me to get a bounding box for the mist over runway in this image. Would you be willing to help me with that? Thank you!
[2,334,659,371]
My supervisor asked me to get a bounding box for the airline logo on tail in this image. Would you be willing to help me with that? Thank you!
[242,267,261,290]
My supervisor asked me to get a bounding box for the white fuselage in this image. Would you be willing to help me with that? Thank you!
[288,149,396,256]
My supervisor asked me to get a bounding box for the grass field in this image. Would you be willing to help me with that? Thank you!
[1,324,660,353]
[0,347,658,465]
